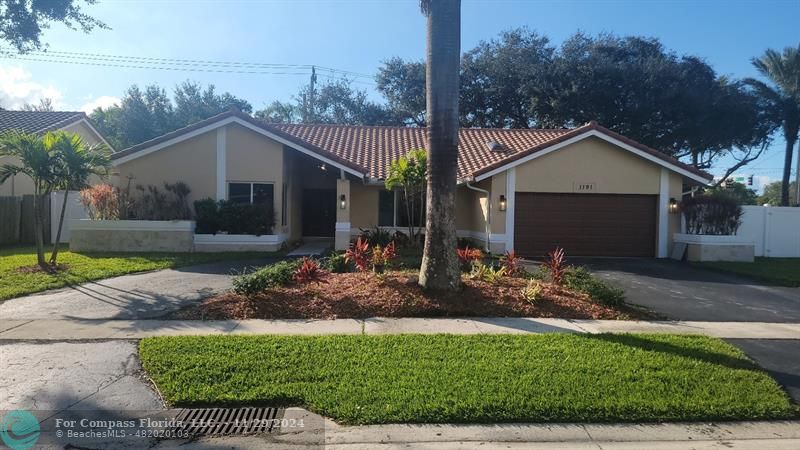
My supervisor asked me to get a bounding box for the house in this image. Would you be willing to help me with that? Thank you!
[0,110,113,196]
[110,109,712,258]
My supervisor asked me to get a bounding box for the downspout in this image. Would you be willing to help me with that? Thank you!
[465,180,491,252]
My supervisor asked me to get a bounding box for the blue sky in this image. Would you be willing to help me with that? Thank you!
[1,0,797,185]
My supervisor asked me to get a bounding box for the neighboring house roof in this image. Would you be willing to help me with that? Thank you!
[112,109,713,184]
[0,110,86,134]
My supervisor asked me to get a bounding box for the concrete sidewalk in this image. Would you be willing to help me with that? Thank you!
[1,317,799,340]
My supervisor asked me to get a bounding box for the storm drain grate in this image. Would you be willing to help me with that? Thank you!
[174,407,284,436]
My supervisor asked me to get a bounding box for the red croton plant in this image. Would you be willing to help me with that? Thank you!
[544,247,567,286]
[345,237,371,272]
[293,257,327,284]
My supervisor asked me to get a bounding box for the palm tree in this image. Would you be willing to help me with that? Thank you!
[418,0,462,290]
[49,132,111,265]
[0,131,60,268]
[746,45,800,206]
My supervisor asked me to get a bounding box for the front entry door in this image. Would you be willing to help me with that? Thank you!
[302,189,337,237]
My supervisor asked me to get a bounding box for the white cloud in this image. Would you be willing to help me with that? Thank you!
[0,66,65,109]
[80,95,120,113]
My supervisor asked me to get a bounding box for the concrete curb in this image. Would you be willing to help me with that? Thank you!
[1,317,799,340]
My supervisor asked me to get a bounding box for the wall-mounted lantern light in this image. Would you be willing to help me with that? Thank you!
[340,194,347,210]
[498,194,507,211]
[668,197,678,213]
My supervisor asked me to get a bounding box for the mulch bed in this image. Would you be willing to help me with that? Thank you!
[172,271,647,320]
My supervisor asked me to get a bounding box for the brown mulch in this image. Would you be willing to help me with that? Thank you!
[15,263,69,274]
[172,271,649,320]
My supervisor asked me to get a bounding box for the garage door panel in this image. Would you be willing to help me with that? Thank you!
[514,193,656,257]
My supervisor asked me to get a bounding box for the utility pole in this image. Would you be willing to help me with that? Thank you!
[309,65,317,123]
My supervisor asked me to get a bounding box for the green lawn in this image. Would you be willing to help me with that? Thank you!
[0,245,279,300]
[139,334,795,425]
[696,258,800,287]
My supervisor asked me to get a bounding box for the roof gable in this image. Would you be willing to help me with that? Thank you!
[111,110,713,184]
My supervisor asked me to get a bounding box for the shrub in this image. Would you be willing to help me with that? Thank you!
[500,250,522,276]
[231,260,299,295]
[469,263,506,284]
[564,266,625,306]
[457,246,483,271]
[79,184,120,220]
[345,237,371,272]
[129,182,193,220]
[293,257,326,284]
[194,199,276,235]
[544,247,567,286]
[323,252,350,273]
[521,280,543,303]
[193,198,219,234]
[359,226,394,247]
[681,193,744,235]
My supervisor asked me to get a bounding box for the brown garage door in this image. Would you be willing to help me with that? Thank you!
[514,193,657,257]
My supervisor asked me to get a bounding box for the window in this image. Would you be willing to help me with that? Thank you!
[281,183,288,226]
[378,190,395,226]
[378,190,425,227]
[228,182,274,206]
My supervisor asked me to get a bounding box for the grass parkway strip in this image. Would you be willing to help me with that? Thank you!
[139,333,797,425]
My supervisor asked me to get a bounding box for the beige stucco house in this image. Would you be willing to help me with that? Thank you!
[0,110,112,196]
[110,109,712,257]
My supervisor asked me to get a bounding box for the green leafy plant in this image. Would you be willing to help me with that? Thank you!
[232,260,299,295]
[359,226,394,247]
[544,247,567,286]
[194,199,276,235]
[323,252,351,273]
[521,279,543,303]
[193,198,219,234]
[564,266,625,306]
[293,257,327,284]
[469,263,506,284]
[384,149,427,242]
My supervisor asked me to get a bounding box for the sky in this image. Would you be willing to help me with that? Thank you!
[0,0,797,187]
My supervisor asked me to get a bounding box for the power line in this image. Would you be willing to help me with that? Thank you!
[25,49,376,79]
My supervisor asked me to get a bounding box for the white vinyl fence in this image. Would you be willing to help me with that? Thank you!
[50,191,89,244]
[737,206,800,257]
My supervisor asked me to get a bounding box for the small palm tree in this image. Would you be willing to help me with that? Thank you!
[0,132,60,268]
[49,132,111,265]
[418,0,462,290]
[746,45,800,206]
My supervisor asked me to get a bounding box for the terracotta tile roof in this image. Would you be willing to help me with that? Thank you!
[112,109,713,183]
[0,110,86,134]
[270,123,572,180]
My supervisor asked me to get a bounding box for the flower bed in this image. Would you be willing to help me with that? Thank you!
[172,270,645,320]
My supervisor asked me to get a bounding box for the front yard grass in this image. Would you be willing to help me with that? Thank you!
[0,245,278,301]
[139,334,796,425]
[696,257,800,287]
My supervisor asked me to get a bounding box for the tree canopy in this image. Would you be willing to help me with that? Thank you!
[0,0,107,52]
[90,81,252,149]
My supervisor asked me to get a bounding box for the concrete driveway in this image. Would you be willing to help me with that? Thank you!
[0,257,281,320]
[580,258,800,323]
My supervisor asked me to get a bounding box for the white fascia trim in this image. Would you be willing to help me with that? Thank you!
[505,167,516,252]
[216,127,227,200]
[112,116,367,179]
[473,129,712,185]
[658,167,669,258]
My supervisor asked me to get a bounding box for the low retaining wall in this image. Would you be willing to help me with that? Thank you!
[194,233,287,252]
[69,220,195,252]
[673,233,755,263]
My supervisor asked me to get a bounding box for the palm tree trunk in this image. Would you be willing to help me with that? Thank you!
[33,188,46,268]
[419,0,462,290]
[794,138,800,206]
[781,136,795,206]
[50,189,69,265]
